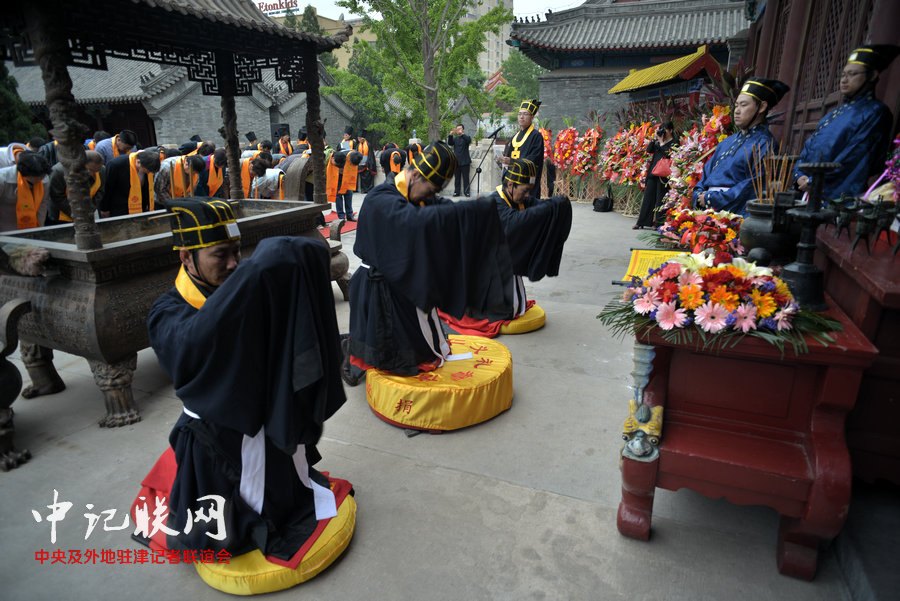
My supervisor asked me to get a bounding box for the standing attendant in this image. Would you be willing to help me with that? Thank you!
[794,44,899,203]
[634,122,676,229]
[500,99,544,197]
[447,124,472,197]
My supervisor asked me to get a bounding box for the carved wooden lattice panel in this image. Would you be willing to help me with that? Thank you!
[787,0,875,151]
[770,1,792,79]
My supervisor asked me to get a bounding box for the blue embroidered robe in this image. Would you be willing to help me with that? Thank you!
[793,91,892,202]
[692,123,776,216]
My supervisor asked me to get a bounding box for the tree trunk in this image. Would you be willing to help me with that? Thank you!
[215,51,243,201]
[304,47,328,206]
[25,6,102,250]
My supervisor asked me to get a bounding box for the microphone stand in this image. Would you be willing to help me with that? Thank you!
[474,128,503,197]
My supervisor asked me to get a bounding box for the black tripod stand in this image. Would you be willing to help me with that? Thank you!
[473,127,504,197]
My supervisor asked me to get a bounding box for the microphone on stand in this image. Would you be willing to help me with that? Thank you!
[487,126,503,138]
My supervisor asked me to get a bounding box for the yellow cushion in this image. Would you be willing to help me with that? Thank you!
[500,303,546,335]
[366,335,513,431]
[194,493,357,595]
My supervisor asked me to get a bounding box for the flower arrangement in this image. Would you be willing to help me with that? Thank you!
[598,252,842,354]
[597,122,656,187]
[539,127,553,162]
[552,127,579,173]
[570,126,605,177]
[660,106,733,218]
[863,136,900,202]
[643,209,744,255]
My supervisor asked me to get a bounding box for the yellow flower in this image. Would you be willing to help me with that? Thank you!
[750,289,777,317]
[718,134,727,142]
[725,228,736,241]
[725,265,747,279]
[709,285,739,311]
[679,284,704,310]
[775,280,792,300]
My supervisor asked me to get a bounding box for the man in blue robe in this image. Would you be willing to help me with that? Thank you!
[343,142,514,384]
[794,44,899,203]
[693,77,790,216]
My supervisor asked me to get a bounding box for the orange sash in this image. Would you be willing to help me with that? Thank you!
[206,159,223,196]
[128,152,154,214]
[279,139,293,155]
[88,140,96,150]
[340,162,358,193]
[111,134,121,158]
[407,143,421,164]
[390,150,402,173]
[170,157,198,198]
[15,172,43,229]
[240,152,261,198]
[326,156,339,202]
[277,172,285,200]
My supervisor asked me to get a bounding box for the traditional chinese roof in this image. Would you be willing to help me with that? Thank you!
[485,69,509,94]
[509,0,747,65]
[608,45,721,93]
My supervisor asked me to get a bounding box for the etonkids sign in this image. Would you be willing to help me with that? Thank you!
[256,0,300,18]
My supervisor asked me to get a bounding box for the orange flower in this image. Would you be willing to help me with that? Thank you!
[709,285,739,310]
[750,289,777,317]
[678,284,704,310]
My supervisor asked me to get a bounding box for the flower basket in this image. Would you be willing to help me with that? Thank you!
[598,252,842,356]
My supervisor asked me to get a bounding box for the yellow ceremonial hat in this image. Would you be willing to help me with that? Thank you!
[411,141,457,187]
[166,198,241,250]
[504,158,537,185]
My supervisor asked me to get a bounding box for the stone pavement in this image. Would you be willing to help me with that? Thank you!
[0,198,881,600]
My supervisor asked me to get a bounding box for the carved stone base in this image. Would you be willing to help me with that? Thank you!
[87,355,141,427]
[19,342,66,399]
[0,407,31,471]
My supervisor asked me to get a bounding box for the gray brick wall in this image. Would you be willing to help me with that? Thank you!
[536,70,629,131]
[147,81,353,149]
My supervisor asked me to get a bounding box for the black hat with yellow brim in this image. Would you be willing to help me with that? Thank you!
[847,45,900,72]
[166,198,241,250]
[738,78,789,107]
[504,158,538,185]
[519,99,541,116]
[411,141,457,187]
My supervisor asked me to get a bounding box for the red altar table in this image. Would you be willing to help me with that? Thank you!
[815,228,900,484]
[617,298,877,580]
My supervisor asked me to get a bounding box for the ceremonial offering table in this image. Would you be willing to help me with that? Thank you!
[0,199,327,427]
[815,229,900,484]
[617,299,877,580]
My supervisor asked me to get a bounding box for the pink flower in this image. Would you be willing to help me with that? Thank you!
[633,291,659,315]
[622,287,639,301]
[645,274,665,291]
[733,303,758,333]
[660,262,682,280]
[678,270,703,287]
[694,301,729,333]
[774,308,794,331]
[655,301,688,330]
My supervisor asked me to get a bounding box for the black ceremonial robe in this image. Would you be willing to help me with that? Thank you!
[503,126,545,197]
[348,176,514,376]
[147,236,347,559]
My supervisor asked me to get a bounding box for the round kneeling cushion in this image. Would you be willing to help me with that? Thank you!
[500,303,546,335]
[366,335,513,432]
[194,493,357,595]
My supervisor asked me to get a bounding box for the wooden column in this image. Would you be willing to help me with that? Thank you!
[215,51,243,201]
[24,6,102,250]
[302,46,327,205]
[776,0,812,147]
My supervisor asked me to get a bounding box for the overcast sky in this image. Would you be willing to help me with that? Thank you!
[301,0,585,20]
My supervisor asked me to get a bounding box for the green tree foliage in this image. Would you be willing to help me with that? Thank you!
[500,49,545,101]
[283,6,339,69]
[322,44,394,145]
[0,64,45,143]
[336,0,513,142]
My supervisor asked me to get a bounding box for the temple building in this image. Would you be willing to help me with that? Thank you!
[6,57,353,148]
[507,0,750,127]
